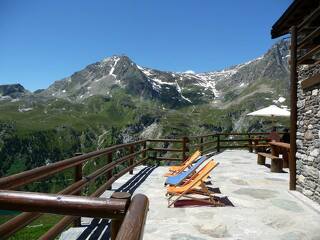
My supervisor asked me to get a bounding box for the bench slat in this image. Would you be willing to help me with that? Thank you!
[257,152,282,160]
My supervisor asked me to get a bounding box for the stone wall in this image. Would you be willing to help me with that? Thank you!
[296,64,320,204]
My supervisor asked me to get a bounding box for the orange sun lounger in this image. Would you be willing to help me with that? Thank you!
[166,160,222,207]
[163,150,201,177]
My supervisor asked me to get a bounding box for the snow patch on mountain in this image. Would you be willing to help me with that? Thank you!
[152,78,176,86]
[176,81,192,103]
[109,57,120,77]
[18,107,33,112]
[194,73,220,97]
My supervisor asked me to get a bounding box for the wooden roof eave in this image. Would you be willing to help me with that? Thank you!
[271,0,319,39]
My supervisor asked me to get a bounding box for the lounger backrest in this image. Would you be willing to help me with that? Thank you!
[184,160,219,189]
[182,150,201,168]
[165,156,207,185]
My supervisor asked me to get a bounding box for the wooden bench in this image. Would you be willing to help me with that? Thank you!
[269,142,290,169]
[257,152,283,173]
[249,144,269,153]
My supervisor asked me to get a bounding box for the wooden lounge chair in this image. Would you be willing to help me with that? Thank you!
[164,150,201,177]
[165,156,207,186]
[166,160,222,207]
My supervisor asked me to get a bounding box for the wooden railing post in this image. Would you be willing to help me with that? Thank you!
[199,137,203,152]
[74,153,83,227]
[217,135,220,152]
[129,145,134,174]
[248,134,253,153]
[182,137,189,161]
[107,152,113,190]
[115,194,149,240]
[111,192,131,240]
[142,141,147,163]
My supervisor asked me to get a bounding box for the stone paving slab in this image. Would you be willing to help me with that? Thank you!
[134,150,320,240]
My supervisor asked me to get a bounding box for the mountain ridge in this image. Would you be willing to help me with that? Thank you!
[0,40,291,179]
[1,39,289,110]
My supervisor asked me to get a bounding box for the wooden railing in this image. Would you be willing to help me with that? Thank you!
[0,131,283,239]
[0,140,148,240]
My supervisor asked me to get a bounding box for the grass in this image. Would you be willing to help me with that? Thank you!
[0,214,64,240]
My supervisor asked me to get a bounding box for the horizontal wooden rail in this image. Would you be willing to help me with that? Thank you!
[193,140,217,148]
[149,148,183,152]
[154,157,182,161]
[147,139,183,143]
[220,145,248,149]
[190,132,272,140]
[0,190,129,219]
[189,133,216,139]
[219,139,266,142]
[202,146,217,154]
[92,157,148,198]
[0,140,146,190]
[116,194,149,240]
[39,157,149,240]
[0,147,148,238]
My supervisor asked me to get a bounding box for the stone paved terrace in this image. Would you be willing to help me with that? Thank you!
[61,150,320,240]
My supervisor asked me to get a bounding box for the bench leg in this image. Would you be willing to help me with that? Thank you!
[257,155,266,165]
[271,159,283,173]
[282,152,289,168]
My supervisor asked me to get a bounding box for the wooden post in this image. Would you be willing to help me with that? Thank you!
[283,150,289,168]
[73,153,83,227]
[182,137,189,161]
[248,134,253,153]
[107,152,113,190]
[110,192,131,240]
[199,137,203,152]
[129,145,134,175]
[257,154,266,165]
[290,25,297,191]
[114,194,149,240]
[217,135,220,153]
[271,145,279,157]
[254,139,259,154]
[142,141,147,158]
[271,158,283,173]
[142,141,147,163]
[153,151,159,166]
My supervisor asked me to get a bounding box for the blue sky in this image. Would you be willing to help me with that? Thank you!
[0,0,291,91]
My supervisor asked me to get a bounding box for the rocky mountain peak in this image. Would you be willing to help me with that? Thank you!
[0,83,29,100]
[36,40,290,108]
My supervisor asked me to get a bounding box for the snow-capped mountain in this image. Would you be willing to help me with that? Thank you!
[30,39,289,108]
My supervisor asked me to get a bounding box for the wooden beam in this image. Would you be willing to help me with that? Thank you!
[298,26,320,49]
[301,73,320,89]
[298,6,320,30]
[298,45,320,65]
[298,59,317,65]
[290,26,298,191]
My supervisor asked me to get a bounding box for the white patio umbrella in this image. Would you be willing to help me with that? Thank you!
[247,105,290,126]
